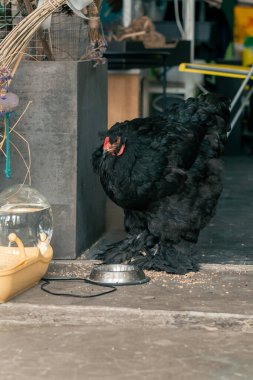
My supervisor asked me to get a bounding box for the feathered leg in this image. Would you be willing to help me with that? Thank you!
[95,209,157,264]
[132,240,199,274]
[95,231,155,264]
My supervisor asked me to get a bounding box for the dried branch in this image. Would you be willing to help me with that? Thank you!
[0,0,66,79]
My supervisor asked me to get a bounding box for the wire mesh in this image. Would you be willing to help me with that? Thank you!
[49,10,89,61]
[0,1,89,61]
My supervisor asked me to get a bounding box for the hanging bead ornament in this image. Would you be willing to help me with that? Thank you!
[0,68,19,179]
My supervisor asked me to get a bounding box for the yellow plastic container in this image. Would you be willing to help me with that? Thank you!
[0,233,53,303]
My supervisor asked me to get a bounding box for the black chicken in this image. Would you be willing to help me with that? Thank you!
[92,93,230,273]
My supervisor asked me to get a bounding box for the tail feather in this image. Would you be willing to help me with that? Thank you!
[167,92,231,138]
[198,93,231,153]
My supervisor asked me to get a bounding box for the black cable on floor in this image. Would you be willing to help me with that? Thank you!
[41,277,117,298]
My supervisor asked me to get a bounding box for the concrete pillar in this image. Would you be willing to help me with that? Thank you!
[0,61,107,259]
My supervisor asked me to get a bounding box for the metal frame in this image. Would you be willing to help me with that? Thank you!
[229,65,253,136]
[183,0,195,62]
[122,0,196,113]
[123,0,132,27]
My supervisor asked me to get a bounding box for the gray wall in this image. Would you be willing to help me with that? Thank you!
[0,61,107,258]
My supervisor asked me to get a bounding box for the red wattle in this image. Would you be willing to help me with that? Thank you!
[117,144,125,156]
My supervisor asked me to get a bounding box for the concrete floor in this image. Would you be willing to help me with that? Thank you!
[1,264,253,380]
[1,157,253,380]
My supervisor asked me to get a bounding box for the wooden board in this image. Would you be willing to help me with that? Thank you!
[108,72,141,128]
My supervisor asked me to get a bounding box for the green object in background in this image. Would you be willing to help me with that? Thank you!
[243,36,253,66]
[224,42,234,61]
[100,0,122,29]
[244,36,253,48]
[0,4,5,17]
[222,0,236,33]
[222,0,237,60]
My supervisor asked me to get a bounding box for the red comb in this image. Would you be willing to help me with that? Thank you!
[103,136,110,150]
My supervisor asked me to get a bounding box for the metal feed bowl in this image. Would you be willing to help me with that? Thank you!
[87,264,150,286]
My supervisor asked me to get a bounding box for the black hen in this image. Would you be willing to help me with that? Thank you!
[92,93,231,273]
